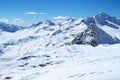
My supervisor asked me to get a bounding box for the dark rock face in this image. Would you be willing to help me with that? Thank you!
[5,77,12,79]
[0,50,3,55]
[18,56,36,61]
[72,23,120,46]
[52,30,62,36]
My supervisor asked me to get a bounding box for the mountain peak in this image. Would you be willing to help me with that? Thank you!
[95,12,120,29]
[96,12,110,17]
[72,23,120,46]
[66,18,75,22]
[84,12,111,26]
[83,12,120,29]
[95,12,112,21]
[29,20,55,27]
[43,20,55,25]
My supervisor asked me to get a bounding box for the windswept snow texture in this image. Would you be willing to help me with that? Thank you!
[0,13,120,80]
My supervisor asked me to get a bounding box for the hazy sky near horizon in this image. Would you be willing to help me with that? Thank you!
[0,0,119,26]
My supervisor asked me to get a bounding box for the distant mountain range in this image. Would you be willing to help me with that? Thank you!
[0,22,24,32]
[1,12,120,46]
[0,12,120,80]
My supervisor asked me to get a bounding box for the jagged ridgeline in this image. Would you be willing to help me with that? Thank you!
[0,12,120,47]
[71,13,120,46]
[0,12,120,80]
[72,23,120,46]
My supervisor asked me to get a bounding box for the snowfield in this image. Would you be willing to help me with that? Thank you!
[0,44,120,80]
[0,13,120,80]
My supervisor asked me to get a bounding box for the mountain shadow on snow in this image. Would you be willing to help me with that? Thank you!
[72,23,120,46]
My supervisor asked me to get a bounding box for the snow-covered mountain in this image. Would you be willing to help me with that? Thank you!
[72,23,120,46]
[85,12,120,29]
[95,12,120,29]
[0,13,120,80]
[30,20,55,27]
[0,22,24,32]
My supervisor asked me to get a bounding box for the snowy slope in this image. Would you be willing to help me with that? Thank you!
[95,12,120,29]
[0,13,120,80]
[72,23,120,46]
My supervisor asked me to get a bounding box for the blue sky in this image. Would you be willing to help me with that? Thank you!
[0,0,120,26]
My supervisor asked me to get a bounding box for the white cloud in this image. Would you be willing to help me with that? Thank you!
[25,12,37,15]
[53,16,69,20]
[0,18,29,26]
[25,12,47,15]
[0,18,9,23]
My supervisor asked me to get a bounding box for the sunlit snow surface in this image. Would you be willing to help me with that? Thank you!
[0,14,120,80]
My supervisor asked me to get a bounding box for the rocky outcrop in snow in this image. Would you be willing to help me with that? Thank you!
[72,23,120,46]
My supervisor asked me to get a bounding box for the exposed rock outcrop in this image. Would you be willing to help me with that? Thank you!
[72,23,120,46]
